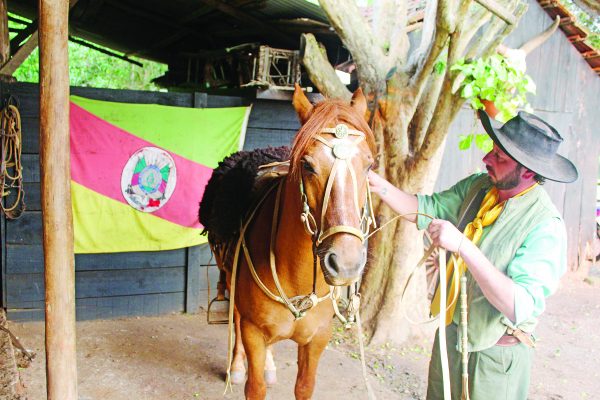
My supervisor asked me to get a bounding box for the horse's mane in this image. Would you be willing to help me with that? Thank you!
[199,146,290,243]
[289,99,376,180]
[199,97,375,244]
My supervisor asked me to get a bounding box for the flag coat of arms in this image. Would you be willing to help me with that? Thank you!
[70,95,251,253]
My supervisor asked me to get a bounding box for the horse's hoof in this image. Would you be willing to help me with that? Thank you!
[264,369,277,386]
[230,370,246,385]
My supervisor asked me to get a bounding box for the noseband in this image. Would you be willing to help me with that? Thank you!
[299,123,376,247]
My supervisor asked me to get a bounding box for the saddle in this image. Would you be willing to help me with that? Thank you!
[211,161,290,274]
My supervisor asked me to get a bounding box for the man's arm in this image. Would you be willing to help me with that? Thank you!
[427,218,566,324]
[428,219,517,322]
[368,170,418,222]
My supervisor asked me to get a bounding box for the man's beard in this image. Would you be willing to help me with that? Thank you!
[494,166,522,190]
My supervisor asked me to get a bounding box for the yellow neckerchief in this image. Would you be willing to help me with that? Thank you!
[430,182,539,325]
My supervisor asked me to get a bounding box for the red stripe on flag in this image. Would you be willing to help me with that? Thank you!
[70,102,212,229]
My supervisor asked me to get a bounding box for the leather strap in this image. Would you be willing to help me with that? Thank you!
[503,327,536,348]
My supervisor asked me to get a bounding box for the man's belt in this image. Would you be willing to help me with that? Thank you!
[497,327,535,348]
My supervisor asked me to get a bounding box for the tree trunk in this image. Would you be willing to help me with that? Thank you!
[361,135,446,345]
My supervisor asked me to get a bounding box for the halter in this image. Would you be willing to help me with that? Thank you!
[299,123,376,247]
[230,123,376,323]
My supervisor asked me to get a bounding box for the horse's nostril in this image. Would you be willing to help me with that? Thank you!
[324,252,340,275]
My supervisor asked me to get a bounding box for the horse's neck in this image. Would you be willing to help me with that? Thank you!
[273,178,327,293]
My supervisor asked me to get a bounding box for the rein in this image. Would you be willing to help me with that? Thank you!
[224,123,376,392]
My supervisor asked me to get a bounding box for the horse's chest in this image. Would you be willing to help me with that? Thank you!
[256,306,332,345]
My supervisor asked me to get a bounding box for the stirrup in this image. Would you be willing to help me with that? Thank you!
[207,272,230,325]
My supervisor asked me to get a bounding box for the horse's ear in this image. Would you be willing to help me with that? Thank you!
[293,83,313,124]
[351,87,368,120]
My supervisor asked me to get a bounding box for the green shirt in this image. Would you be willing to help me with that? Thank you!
[417,173,567,349]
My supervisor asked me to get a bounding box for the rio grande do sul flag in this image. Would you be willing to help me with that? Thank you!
[70,95,250,254]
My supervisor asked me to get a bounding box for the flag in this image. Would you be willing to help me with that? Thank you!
[70,95,250,253]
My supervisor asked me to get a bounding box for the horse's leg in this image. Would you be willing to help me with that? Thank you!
[294,324,332,400]
[231,307,247,385]
[240,318,268,400]
[264,345,277,386]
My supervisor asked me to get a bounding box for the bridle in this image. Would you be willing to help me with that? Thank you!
[230,122,376,322]
[299,123,376,247]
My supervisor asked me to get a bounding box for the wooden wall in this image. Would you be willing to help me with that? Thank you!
[1,1,597,322]
[0,83,300,321]
[435,1,600,270]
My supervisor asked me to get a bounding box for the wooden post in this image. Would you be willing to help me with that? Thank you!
[0,0,9,65]
[39,1,78,399]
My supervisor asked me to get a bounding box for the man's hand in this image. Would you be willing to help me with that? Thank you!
[368,170,388,196]
[428,219,465,254]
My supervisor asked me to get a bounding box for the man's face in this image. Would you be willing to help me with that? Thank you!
[482,144,523,190]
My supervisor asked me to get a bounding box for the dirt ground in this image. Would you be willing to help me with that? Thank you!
[7,272,600,400]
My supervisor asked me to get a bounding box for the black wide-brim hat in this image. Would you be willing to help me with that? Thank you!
[478,110,578,183]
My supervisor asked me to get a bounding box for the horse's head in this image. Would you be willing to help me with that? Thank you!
[290,85,376,286]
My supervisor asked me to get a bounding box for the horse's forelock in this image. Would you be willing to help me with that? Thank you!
[289,100,375,181]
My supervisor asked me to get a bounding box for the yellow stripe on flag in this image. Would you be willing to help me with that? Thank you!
[72,182,207,254]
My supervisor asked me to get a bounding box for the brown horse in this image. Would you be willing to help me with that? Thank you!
[205,85,376,399]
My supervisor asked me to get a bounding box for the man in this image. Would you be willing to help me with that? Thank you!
[368,110,578,400]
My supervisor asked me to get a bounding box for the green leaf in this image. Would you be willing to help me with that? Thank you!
[433,60,446,75]
[461,83,474,98]
[458,134,474,150]
[475,134,493,153]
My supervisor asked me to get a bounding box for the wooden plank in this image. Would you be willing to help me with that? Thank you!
[6,266,186,304]
[0,31,38,75]
[247,100,300,130]
[5,244,187,274]
[197,243,216,265]
[197,0,297,47]
[70,85,193,107]
[243,127,296,151]
[21,154,40,183]
[5,211,42,245]
[1,81,5,307]
[21,182,40,211]
[185,246,202,314]
[7,292,185,321]
[206,95,248,108]
[193,92,207,108]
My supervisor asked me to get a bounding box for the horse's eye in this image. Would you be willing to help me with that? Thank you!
[302,160,316,174]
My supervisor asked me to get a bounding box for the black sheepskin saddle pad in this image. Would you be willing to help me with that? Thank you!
[199,146,290,244]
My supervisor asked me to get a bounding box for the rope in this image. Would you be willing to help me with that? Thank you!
[437,249,452,400]
[356,310,377,400]
[460,275,470,400]
[0,99,25,219]
[366,210,457,400]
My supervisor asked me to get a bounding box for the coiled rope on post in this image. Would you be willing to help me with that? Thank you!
[0,97,25,219]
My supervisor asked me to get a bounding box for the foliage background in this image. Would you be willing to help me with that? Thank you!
[9,14,167,91]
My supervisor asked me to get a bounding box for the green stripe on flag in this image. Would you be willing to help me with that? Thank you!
[71,95,249,167]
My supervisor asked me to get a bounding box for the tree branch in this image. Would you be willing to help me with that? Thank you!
[408,0,455,107]
[479,2,528,59]
[300,33,352,101]
[409,60,447,152]
[372,0,410,72]
[319,0,387,92]
[413,1,527,175]
[406,0,438,73]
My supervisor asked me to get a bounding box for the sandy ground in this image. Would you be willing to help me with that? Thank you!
[7,272,600,400]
